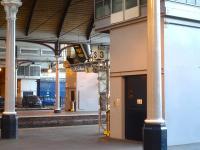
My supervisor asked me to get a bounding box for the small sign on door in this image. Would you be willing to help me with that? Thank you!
[137,99,143,105]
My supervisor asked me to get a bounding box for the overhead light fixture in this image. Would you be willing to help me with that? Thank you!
[48,68,52,73]
[48,63,52,73]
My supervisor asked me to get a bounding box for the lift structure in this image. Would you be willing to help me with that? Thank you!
[65,44,110,136]
[96,59,110,136]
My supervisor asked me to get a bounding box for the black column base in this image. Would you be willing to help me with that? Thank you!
[143,123,167,150]
[54,109,61,113]
[1,114,18,139]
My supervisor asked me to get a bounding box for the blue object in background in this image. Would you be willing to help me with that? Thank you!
[37,79,66,106]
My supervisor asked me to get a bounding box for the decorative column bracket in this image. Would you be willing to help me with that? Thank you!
[2,0,21,20]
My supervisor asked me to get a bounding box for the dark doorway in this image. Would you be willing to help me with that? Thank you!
[125,75,147,141]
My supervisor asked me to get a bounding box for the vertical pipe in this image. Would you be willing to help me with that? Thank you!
[15,68,18,106]
[54,56,61,113]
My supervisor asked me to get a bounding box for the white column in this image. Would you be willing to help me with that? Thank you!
[1,0,22,115]
[15,68,18,103]
[145,0,164,124]
[54,55,61,112]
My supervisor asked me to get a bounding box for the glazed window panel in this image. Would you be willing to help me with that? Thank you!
[0,48,5,53]
[187,0,196,5]
[168,0,200,6]
[140,0,147,5]
[95,1,104,18]
[105,0,111,16]
[112,0,123,13]
[197,0,200,6]
[126,0,138,9]
[95,0,111,19]
[176,0,187,3]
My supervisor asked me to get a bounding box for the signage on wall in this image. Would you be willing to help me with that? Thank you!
[93,50,105,60]
[92,45,109,60]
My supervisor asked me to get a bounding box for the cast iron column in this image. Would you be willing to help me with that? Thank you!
[143,0,167,149]
[1,0,22,139]
[54,55,61,113]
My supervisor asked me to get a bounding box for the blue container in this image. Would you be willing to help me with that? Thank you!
[37,79,66,106]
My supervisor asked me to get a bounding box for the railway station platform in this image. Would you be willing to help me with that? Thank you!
[0,110,100,128]
[0,125,199,150]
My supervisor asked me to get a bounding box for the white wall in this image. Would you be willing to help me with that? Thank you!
[110,22,147,73]
[110,77,125,139]
[77,72,99,111]
[110,22,148,139]
[21,79,37,97]
[164,21,200,145]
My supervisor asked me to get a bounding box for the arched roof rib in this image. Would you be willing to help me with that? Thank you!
[0,0,109,44]
[25,0,38,36]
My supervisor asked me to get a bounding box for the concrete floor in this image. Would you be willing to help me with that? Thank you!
[0,125,199,150]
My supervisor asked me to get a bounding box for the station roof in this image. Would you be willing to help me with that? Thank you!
[0,0,109,44]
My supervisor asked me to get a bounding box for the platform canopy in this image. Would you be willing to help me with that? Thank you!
[0,0,109,44]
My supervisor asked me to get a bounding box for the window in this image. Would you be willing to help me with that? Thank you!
[140,0,147,5]
[96,1,104,18]
[95,0,111,19]
[20,48,40,55]
[126,0,138,9]
[17,66,25,76]
[176,0,186,3]
[187,0,196,5]
[30,66,41,76]
[169,0,200,6]
[17,65,41,77]
[105,0,111,16]
[197,0,200,6]
[111,0,140,23]
[112,0,123,13]
[23,91,33,96]
[0,47,5,53]
[41,49,54,56]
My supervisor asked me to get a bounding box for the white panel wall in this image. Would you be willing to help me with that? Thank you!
[110,77,125,139]
[165,1,200,21]
[21,79,37,97]
[164,23,200,145]
[77,72,99,111]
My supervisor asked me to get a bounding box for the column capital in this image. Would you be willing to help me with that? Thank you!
[1,0,22,20]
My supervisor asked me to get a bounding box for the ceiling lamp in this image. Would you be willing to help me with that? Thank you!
[48,63,52,73]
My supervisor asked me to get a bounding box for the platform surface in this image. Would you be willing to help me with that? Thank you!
[0,110,100,128]
[0,125,199,150]
[16,109,98,117]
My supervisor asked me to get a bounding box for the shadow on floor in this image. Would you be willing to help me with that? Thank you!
[0,125,199,150]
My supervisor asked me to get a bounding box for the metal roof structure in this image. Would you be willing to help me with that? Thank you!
[0,0,109,44]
